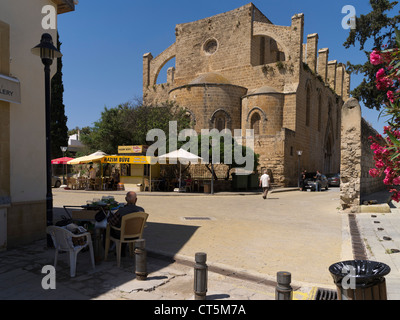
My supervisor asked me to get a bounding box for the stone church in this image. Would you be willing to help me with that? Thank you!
[143,3,350,186]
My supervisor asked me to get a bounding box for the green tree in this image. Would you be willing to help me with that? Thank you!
[80,100,192,154]
[183,132,259,180]
[50,33,69,158]
[344,0,400,110]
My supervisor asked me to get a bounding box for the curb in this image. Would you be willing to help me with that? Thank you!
[146,248,336,292]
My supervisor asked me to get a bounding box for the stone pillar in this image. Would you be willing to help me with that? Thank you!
[343,71,351,101]
[317,48,329,83]
[167,66,175,85]
[327,60,337,92]
[306,33,319,73]
[291,13,304,70]
[302,44,307,63]
[143,52,153,89]
[340,98,362,212]
[336,63,345,97]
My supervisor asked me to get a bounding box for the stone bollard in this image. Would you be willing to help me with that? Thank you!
[194,252,208,300]
[134,239,148,280]
[275,271,293,300]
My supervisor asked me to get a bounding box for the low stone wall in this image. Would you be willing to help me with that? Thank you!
[340,98,385,212]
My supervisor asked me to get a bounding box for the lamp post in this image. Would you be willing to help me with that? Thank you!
[297,150,303,188]
[61,146,68,185]
[31,33,62,247]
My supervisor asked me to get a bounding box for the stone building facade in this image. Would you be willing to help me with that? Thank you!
[143,3,350,186]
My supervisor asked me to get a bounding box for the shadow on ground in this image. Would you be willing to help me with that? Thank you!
[0,207,200,300]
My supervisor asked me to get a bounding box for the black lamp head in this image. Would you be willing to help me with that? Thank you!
[31,33,62,62]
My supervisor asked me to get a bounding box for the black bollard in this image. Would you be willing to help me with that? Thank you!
[135,239,148,280]
[275,271,293,300]
[194,252,208,300]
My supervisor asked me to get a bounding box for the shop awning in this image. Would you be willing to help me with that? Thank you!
[101,155,156,165]
[67,151,107,164]
[51,157,74,164]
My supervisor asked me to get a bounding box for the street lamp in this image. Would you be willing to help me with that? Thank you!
[31,33,62,247]
[297,150,303,188]
[61,146,68,185]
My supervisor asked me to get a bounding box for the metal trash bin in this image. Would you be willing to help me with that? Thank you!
[329,260,391,300]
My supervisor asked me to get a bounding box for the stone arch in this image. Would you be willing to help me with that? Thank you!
[150,43,176,86]
[184,108,197,127]
[252,25,290,63]
[246,107,267,135]
[210,109,232,131]
[317,88,322,132]
[305,80,312,127]
[323,118,334,173]
[246,107,268,123]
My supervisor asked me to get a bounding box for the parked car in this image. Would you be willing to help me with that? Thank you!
[303,172,329,191]
[326,173,340,187]
[52,175,61,188]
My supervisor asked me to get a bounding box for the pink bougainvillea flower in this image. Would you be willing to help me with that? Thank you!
[369,168,381,178]
[390,189,400,202]
[376,160,385,169]
[370,50,384,65]
[393,176,400,185]
[387,90,395,103]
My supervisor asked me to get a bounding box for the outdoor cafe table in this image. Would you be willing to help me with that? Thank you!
[63,204,114,264]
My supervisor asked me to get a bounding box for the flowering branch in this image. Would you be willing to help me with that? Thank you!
[369,29,400,202]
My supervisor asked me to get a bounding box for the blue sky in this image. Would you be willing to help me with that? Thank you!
[57,0,395,134]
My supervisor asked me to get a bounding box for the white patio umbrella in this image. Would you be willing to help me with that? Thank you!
[158,148,203,191]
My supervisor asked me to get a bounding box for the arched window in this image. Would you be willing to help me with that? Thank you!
[211,109,231,131]
[318,93,322,132]
[216,116,225,131]
[306,84,311,127]
[250,113,261,135]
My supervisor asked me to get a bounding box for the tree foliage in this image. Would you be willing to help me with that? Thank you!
[367,28,400,201]
[180,132,260,180]
[344,0,400,110]
[80,100,192,154]
[50,33,69,158]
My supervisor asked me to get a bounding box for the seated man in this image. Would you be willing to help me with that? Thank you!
[107,191,145,256]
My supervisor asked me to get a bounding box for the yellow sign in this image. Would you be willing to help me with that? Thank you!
[118,145,148,154]
[102,156,153,164]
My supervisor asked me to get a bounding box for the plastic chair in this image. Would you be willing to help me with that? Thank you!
[46,225,95,277]
[104,212,149,267]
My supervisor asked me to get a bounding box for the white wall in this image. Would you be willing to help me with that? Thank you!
[0,0,58,203]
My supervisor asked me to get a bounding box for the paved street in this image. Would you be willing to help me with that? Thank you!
[53,187,348,288]
[5,186,400,300]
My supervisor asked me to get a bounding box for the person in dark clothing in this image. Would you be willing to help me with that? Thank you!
[107,191,145,256]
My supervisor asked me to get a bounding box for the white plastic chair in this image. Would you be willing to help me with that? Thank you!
[46,225,95,277]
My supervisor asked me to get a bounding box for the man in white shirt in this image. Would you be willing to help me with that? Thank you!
[259,170,271,199]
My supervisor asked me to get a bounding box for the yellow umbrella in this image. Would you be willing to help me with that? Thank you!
[67,151,107,164]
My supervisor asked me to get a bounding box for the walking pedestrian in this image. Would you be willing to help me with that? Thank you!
[259,170,271,199]
[314,170,322,192]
